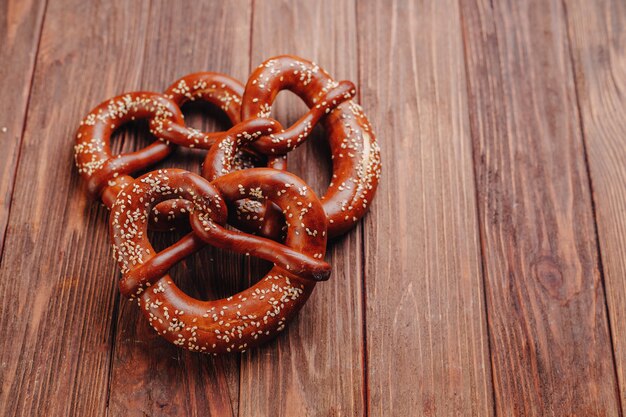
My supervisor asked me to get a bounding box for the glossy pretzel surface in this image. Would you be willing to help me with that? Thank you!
[111,168,328,353]
[74,55,381,353]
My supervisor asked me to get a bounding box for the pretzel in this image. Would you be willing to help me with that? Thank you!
[238,56,382,237]
[74,73,265,231]
[110,168,329,353]
[74,55,382,354]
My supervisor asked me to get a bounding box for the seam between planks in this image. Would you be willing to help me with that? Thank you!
[248,0,255,75]
[104,279,121,414]
[457,0,503,414]
[359,221,369,417]
[560,1,624,414]
[0,0,49,265]
[354,0,370,414]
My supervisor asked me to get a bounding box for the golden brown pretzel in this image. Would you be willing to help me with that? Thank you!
[163,72,243,148]
[233,55,382,237]
[74,73,263,231]
[110,168,329,353]
[74,92,179,204]
[74,55,382,354]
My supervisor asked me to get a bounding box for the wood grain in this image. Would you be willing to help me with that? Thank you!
[3,0,625,416]
[564,0,626,411]
[358,0,494,415]
[238,0,366,415]
[0,0,151,415]
[0,0,47,255]
[105,1,252,416]
[460,0,621,414]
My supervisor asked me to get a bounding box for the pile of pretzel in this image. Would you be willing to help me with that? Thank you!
[74,55,381,354]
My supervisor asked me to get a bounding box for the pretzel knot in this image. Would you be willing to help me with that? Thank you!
[111,168,330,353]
[74,54,382,353]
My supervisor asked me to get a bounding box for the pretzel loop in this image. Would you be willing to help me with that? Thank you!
[161,72,244,149]
[237,56,382,237]
[75,92,182,198]
[241,58,356,155]
[200,117,278,180]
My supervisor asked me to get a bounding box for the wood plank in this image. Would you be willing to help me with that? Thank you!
[105,1,252,416]
[358,0,494,415]
[239,0,366,415]
[0,0,47,255]
[564,0,626,410]
[0,0,152,415]
[460,0,621,414]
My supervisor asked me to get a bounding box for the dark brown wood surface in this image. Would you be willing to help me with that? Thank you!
[460,0,621,415]
[0,0,46,254]
[0,0,624,416]
[564,0,626,411]
[359,0,493,415]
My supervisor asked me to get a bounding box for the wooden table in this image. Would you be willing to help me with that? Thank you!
[1,0,625,415]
